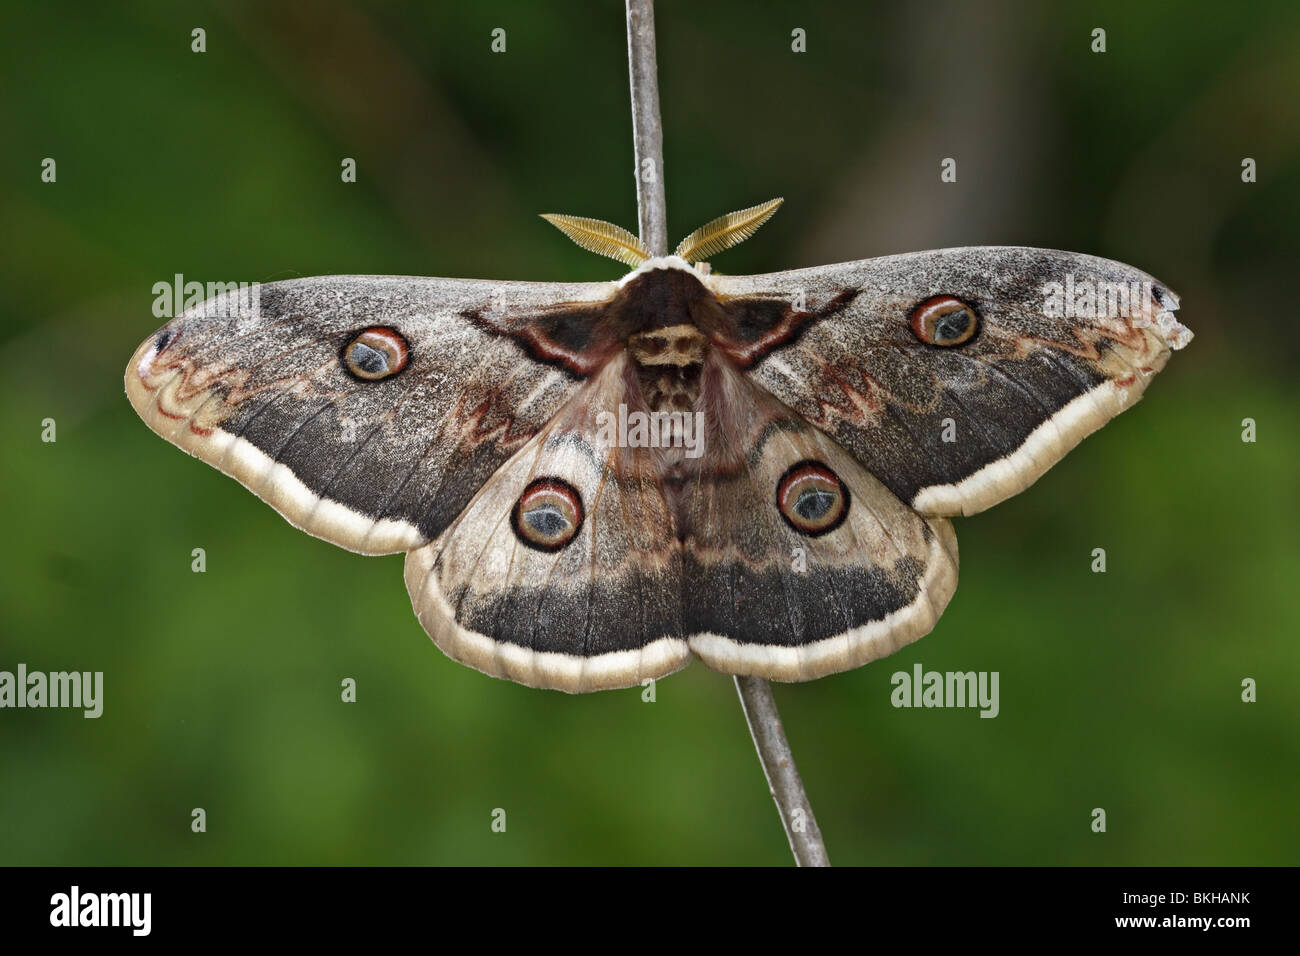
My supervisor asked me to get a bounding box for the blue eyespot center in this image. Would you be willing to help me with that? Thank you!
[776,461,850,537]
[794,488,835,521]
[350,342,388,375]
[525,504,569,538]
[513,478,584,551]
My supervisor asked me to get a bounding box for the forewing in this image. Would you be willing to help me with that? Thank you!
[125,274,617,553]
[706,247,1189,517]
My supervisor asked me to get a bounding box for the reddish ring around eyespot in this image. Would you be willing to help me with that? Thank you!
[512,478,585,552]
[341,327,410,381]
[776,461,850,537]
[909,296,980,347]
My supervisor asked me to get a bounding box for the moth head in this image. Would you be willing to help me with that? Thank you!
[512,478,584,551]
[540,198,783,270]
[776,461,850,537]
[909,296,980,347]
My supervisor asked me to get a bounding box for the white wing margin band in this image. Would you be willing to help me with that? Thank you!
[913,375,1154,518]
[688,518,958,682]
[404,542,694,693]
[125,338,426,555]
[405,517,958,691]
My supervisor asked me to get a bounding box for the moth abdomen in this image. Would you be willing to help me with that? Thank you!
[627,324,708,416]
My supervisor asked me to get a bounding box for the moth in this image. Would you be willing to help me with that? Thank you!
[126,199,1191,692]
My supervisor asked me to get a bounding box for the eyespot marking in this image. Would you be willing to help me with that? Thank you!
[909,296,980,347]
[512,478,584,551]
[342,327,409,381]
[776,461,850,537]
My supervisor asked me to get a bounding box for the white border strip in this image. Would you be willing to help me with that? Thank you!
[687,518,959,683]
[125,338,425,555]
[914,378,1134,517]
[404,542,693,693]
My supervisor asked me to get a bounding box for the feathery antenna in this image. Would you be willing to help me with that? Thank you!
[540,214,651,269]
[673,198,784,264]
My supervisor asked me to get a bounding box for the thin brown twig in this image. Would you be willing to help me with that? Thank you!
[623,0,831,867]
[625,0,668,256]
[734,677,831,866]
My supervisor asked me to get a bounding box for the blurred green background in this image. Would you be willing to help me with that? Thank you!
[1,0,1297,866]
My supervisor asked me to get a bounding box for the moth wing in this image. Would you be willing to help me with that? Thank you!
[680,366,958,681]
[707,247,1189,517]
[404,356,690,692]
[125,274,617,554]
